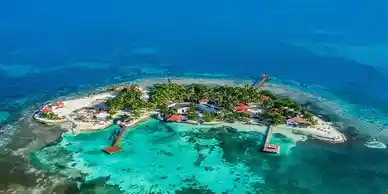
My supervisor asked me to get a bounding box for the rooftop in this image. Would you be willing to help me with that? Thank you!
[174,103,190,109]
[288,117,310,125]
[234,104,248,112]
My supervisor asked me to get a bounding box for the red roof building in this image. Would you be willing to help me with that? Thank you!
[52,101,64,108]
[42,107,52,113]
[167,115,182,122]
[233,104,248,112]
[199,99,209,104]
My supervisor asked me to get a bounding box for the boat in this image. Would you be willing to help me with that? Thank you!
[365,137,387,149]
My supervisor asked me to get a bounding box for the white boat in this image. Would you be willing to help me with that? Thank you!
[365,138,387,149]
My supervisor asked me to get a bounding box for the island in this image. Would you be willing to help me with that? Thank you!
[33,74,346,154]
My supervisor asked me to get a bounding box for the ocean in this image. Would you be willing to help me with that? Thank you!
[1,0,388,193]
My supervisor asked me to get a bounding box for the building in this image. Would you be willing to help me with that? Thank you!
[286,117,311,126]
[174,103,190,114]
[49,101,64,110]
[234,104,248,112]
[42,107,52,113]
[167,115,182,122]
[48,102,63,110]
[199,99,209,104]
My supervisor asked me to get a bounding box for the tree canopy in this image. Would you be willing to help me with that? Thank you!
[41,112,62,120]
[104,82,316,126]
[148,83,262,109]
[105,85,149,116]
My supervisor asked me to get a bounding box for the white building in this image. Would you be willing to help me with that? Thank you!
[174,104,190,114]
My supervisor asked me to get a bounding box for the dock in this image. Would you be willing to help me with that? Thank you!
[103,125,126,154]
[252,74,269,88]
[103,113,151,155]
[262,125,280,154]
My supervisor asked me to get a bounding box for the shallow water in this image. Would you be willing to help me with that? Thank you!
[31,118,297,193]
[28,117,388,194]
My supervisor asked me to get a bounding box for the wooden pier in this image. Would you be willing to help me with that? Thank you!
[252,74,269,88]
[103,113,151,155]
[103,126,126,154]
[262,125,280,154]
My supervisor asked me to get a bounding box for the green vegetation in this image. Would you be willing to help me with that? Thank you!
[222,111,249,123]
[148,83,188,105]
[41,112,62,120]
[258,110,284,125]
[105,85,152,118]
[148,83,262,109]
[159,104,178,116]
[187,104,197,120]
[258,91,316,125]
[202,112,216,122]
[105,81,317,126]
[119,114,132,122]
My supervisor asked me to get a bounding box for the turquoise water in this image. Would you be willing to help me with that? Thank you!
[31,118,296,193]
[0,111,10,123]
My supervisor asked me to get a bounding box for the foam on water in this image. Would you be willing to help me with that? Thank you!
[31,118,295,193]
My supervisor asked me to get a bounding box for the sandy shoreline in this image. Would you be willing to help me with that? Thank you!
[180,118,344,144]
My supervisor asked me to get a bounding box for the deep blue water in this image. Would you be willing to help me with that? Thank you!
[1,1,388,119]
[1,1,388,193]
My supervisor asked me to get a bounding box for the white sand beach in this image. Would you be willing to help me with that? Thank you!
[37,92,117,131]
[197,117,345,144]
[52,92,116,117]
[279,116,346,143]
